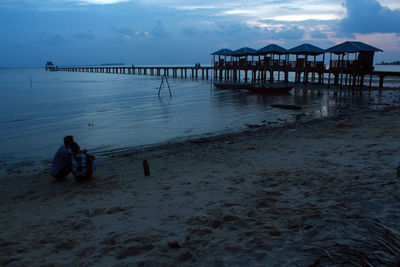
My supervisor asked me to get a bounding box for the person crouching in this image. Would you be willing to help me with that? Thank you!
[50,135,74,179]
[70,142,98,183]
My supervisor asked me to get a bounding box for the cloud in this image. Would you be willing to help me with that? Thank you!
[75,0,131,5]
[151,19,168,37]
[339,0,400,34]
[0,0,132,12]
[310,30,328,39]
[2,0,400,67]
[110,26,150,40]
[141,0,345,22]
[269,25,305,40]
[72,31,95,40]
[111,26,135,36]
[182,26,197,36]
[40,32,65,45]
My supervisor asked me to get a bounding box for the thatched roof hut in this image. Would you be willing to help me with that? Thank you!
[289,43,324,55]
[231,47,258,67]
[256,44,288,67]
[211,49,234,67]
[325,41,382,54]
[211,49,233,56]
[325,41,382,70]
[288,43,325,69]
[257,44,288,55]
[232,47,257,56]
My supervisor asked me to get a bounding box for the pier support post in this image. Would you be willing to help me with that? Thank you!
[369,74,373,88]
[379,75,384,88]
[360,75,365,88]
[270,70,273,83]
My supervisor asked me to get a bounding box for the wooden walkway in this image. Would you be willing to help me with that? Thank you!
[373,71,400,88]
[56,66,214,79]
[51,65,400,88]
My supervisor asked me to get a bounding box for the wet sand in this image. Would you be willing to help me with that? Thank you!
[1,107,400,266]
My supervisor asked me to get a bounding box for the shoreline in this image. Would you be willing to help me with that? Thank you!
[0,99,372,177]
[1,100,397,180]
[1,105,399,265]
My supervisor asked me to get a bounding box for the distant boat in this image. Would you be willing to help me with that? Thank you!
[213,82,293,94]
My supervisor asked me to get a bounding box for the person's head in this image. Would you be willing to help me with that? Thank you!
[70,142,80,153]
[63,135,74,148]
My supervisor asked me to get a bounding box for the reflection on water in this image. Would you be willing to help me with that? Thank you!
[0,68,399,165]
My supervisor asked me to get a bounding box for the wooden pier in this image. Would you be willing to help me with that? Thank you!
[52,64,400,89]
[49,42,400,89]
[56,65,214,80]
[212,62,400,89]
[209,43,400,89]
[45,41,400,88]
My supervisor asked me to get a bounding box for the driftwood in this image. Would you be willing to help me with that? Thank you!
[143,160,150,176]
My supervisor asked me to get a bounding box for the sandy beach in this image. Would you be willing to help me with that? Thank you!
[1,106,400,266]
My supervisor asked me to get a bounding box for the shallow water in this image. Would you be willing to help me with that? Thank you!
[0,68,399,167]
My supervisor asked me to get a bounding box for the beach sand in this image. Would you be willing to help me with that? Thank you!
[1,106,400,266]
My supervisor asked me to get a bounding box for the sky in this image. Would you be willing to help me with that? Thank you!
[0,0,399,67]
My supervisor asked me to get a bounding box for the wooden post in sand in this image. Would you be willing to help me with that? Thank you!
[143,160,150,176]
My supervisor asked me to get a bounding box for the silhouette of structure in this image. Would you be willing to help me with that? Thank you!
[46,41,399,88]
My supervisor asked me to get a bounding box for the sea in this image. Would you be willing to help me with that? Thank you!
[1,65,399,171]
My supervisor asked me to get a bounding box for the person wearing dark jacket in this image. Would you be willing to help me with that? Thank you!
[50,135,74,179]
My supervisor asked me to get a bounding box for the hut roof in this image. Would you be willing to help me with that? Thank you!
[257,44,288,54]
[288,43,324,55]
[211,48,233,55]
[325,41,383,54]
[232,47,257,56]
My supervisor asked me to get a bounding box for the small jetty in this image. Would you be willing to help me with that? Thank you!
[47,41,400,89]
[55,65,213,80]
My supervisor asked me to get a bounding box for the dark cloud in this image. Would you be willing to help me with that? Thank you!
[151,19,168,37]
[268,25,305,40]
[339,0,400,34]
[111,26,134,36]
[212,22,306,45]
[215,23,264,42]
